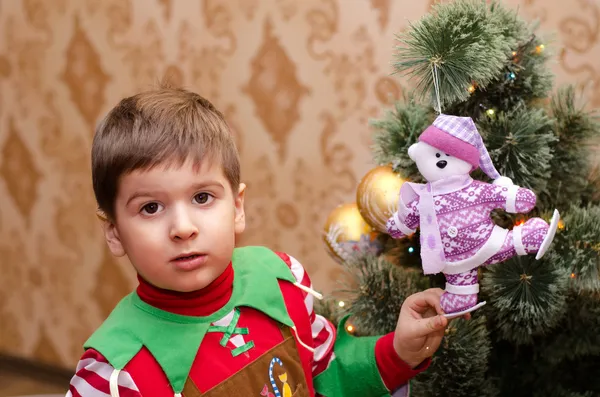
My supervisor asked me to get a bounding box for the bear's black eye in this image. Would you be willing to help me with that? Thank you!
[435,153,441,158]
[445,153,450,156]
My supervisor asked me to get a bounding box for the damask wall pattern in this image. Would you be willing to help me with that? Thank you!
[0,0,598,368]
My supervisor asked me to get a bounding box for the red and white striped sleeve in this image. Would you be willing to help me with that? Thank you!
[66,349,141,397]
[275,252,337,377]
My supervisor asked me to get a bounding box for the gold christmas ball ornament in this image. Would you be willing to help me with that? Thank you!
[356,164,407,233]
[323,202,382,264]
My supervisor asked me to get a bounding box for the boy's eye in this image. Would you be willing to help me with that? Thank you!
[194,192,213,205]
[141,202,161,215]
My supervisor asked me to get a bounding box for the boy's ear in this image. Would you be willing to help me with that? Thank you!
[234,183,246,234]
[97,210,126,257]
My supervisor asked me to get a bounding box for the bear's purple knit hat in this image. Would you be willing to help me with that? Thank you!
[419,114,501,180]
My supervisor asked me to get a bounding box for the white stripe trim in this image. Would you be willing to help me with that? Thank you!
[80,358,119,383]
[305,293,314,314]
[75,357,139,391]
[72,374,111,397]
[76,357,98,372]
[443,225,509,274]
[109,369,121,397]
[513,224,527,255]
[313,316,335,361]
[311,316,325,337]
[288,255,305,283]
[72,357,140,394]
[314,339,333,362]
[445,283,479,295]
[505,185,520,213]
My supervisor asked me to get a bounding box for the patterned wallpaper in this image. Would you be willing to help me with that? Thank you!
[0,0,598,368]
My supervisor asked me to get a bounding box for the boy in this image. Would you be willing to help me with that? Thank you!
[67,87,453,397]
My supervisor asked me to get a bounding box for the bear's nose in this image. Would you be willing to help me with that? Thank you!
[436,160,448,169]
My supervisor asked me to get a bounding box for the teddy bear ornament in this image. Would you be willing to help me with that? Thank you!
[386,114,560,318]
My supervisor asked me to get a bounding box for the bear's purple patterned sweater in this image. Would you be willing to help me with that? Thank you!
[387,180,537,262]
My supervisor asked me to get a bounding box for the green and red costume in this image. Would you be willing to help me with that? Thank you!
[67,247,429,397]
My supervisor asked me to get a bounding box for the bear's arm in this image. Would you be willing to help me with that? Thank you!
[488,183,537,214]
[386,198,420,239]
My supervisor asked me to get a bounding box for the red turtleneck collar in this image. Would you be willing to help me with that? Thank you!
[136,263,234,316]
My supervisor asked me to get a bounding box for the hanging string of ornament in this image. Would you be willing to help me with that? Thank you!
[430,59,443,114]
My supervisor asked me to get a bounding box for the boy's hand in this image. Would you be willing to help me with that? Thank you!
[393,288,468,368]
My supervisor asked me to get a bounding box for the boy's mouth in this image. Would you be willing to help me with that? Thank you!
[171,252,208,271]
[175,254,200,261]
[173,253,204,261]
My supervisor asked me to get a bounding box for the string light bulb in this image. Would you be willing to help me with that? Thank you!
[570,273,576,279]
[558,220,565,230]
[535,44,545,54]
[338,301,345,308]
[486,108,496,117]
[468,84,476,94]
[408,246,415,254]
[346,324,355,334]
[512,51,517,57]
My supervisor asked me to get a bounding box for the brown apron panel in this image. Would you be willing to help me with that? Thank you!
[183,324,310,397]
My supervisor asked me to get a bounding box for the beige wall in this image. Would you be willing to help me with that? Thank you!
[0,0,598,368]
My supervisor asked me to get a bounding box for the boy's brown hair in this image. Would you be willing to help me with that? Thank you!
[92,87,240,221]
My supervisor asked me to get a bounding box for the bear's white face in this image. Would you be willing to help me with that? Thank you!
[408,141,472,182]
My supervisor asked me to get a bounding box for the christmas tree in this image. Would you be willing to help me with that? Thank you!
[318,1,600,396]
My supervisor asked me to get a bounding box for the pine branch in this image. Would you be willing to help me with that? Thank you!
[313,295,343,329]
[355,0,600,394]
[411,315,499,397]
[582,164,600,206]
[447,33,553,118]
[551,205,600,292]
[370,98,433,182]
[481,255,569,345]
[552,85,600,144]
[535,386,598,397]
[534,292,600,396]
[540,291,600,365]
[393,0,526,107]
[540,86,600,209]
[340,254,430,336]
[378,232,424,271]
[477,106,556,192]
[486,339,536,396]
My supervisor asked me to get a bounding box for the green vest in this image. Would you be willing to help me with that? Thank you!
[85,246,393,397]
[85,246,297,393]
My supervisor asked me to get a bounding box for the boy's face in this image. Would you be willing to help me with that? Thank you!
[102,158,246,292]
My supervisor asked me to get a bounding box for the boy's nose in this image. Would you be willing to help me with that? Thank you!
[169,210,199,241]
[171,227,198,241]
[170,223,198,241]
